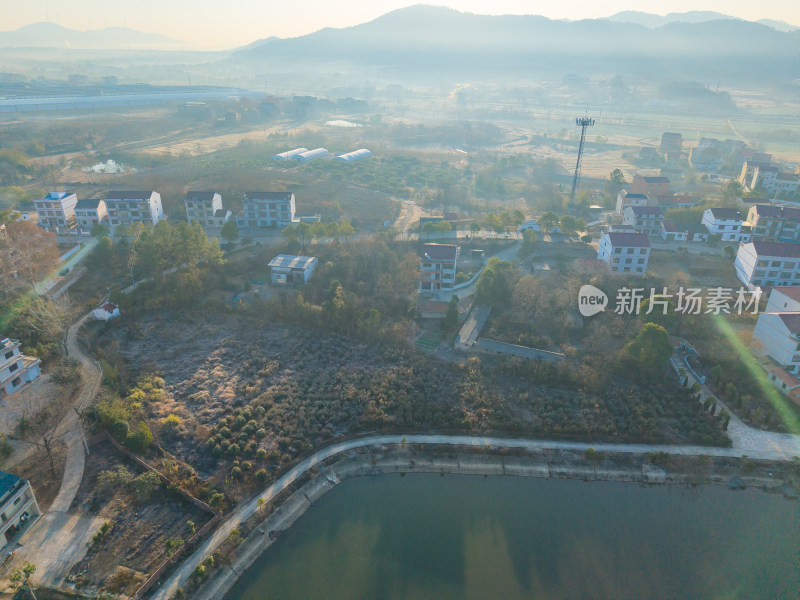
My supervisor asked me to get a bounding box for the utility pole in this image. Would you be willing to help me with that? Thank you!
[569,115,595,214]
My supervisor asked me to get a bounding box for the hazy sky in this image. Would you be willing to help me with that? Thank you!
[2,0,798,48]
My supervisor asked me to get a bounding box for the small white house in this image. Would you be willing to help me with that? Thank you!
[752,312,800,373]
[93,302,120,322]
[269,255,318,284]
[615,191,648,215]
[519,220,541,233]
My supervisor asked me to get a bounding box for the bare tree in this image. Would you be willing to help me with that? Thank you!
[0,222,59,297]
[16,293,74,356]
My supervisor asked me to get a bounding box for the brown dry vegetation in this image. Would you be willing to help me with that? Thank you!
[67,440,210,596]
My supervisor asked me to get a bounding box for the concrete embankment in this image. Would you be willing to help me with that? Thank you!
[194,448,787,600]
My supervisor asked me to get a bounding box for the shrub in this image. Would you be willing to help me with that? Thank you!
[97,466,134,493]
[193,564,206,579]
[110,420,129,442]
[230,466,242,480]
[0,434,13,463]
[163,414,181,428]
[256,448,267,460]
[126,422,154,453]
[209,493,226,511]
[254,468,268,483]
[255,428,267,439]
[131,471,161,502]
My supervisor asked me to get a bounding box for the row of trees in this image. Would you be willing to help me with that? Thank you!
[281,220,356,252]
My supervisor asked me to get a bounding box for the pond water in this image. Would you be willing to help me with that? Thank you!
[226,473,799,599]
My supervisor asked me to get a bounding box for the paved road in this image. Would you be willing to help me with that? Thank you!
[9,312,103,586]
[151,428,800,600]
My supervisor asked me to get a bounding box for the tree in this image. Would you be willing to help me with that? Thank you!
[604,169,626,199]
[16,294,73,355]
[339,221,355,241]
[722,245,735,259]
[469,222,481,239]
[618,323,672,374]
[220,221,239,245]
[443,295,459,330]
[539,212,560,233]
[723,180,744,200]
[559,215,577,234]
[10,562,37,600]
[90,223,109,238]
[0,221,59,295]
[421,222,438,240]
[437,220,453,238]
[295,222,311,252]
[475,258,519,308]
[282,224,298,244]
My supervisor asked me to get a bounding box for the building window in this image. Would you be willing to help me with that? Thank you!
[9,362,18,373]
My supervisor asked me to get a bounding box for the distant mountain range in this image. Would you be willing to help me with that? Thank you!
[607,10,798,32]
[0,22,182,49]
[232,5,799,83]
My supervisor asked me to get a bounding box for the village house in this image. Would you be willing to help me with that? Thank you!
[268,254,317,285]
[34,191,77,234]
[184,192,231,229]
[630,175,670,198]
[236,192,296,229]
[93,302,120,322]
[74,198,107,234]
[597,232,651,275]
[615,191,648,215]
[765,286,800,313]
[747,205,800,242]
[622,205,663,236]
[660,219,688,242]
[740,161,800,197]
[735,241,800,289]
[768,368,800,404]
[0,338,40,398]
[701,208,751,242]
[752,312,800,373]
[105,191,164,235]
[419,243,458,291]
[0,471,40,549]
[660,132,682,162]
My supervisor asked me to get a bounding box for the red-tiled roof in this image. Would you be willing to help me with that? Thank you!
[629,206,662,216]
[770,367,800,389]
[707,207,742,220]
[606,232,651,248]
[662,219,679,232]
[101,302,118,312]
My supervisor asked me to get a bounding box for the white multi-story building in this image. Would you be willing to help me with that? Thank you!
[597,232,651,275]
[752,311,800,373]
[735,241,800,289]
[747,205,800,242]
[105,191,164,234]
[419,243,458,291]
[0,338,40,398]
[765,286,800,313]
[0,471,40,548]
[236,192,296,229]
[622,205,663,236]
[701,207,751,242]
[74,198,107,233]
[184,192,231,229]
[34,191,77,233]
[615,191,648,215]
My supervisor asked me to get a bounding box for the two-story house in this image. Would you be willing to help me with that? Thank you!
[0,471,40,548]
[0,338,41,398]
[752,309,800,374]
[701,208,751,242]
[735,241,800,289]
[184,192,231,229]
[268,255,318,284]
[236,192,296,229]
[622,205,663,236]
[597,232,651,275]
[105,191,164,235]
[630,175,670,198]
[615,191,648,215]
[74,198,107,234]
[34,191,77,234]
[419,243,458,291]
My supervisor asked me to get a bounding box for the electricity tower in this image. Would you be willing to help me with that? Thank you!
[569,115,595,213]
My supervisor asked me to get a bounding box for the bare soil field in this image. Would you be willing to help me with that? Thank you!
[67,439,210,597]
